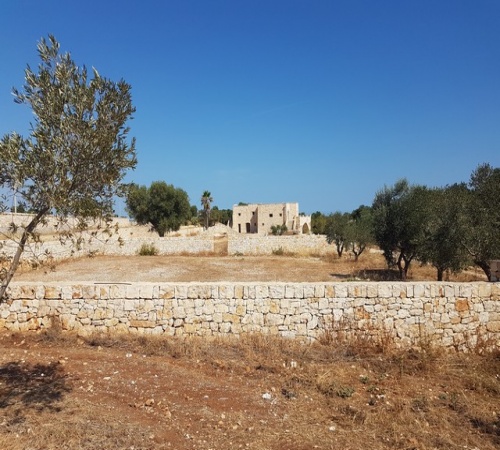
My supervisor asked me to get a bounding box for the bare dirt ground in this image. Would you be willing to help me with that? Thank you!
[0,331,498,450]
[12,253,487,283]
[2,253,495,449]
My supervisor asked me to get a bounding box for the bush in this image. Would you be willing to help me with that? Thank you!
[271,224,287,235]
[138,243,158,256]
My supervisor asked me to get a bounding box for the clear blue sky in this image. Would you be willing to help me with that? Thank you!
[1,1,499,215]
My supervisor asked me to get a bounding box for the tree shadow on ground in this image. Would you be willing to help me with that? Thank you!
[0,361,71,413]
[330,269,401,281]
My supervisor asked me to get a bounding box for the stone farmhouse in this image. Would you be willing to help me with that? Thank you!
[232,202,311,235]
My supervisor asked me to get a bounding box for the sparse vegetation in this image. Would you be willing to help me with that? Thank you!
[270,224,287,235]
[138,243,159,256]
[0,330,498,449]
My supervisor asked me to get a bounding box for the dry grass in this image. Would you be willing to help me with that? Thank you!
[1,329,498,450]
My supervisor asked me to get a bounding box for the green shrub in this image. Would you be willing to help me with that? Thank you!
[138,243,158,256]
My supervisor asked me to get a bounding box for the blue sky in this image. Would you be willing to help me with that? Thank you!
[1,1,499,215]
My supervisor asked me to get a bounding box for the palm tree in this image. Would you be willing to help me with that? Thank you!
[201,190,213,229]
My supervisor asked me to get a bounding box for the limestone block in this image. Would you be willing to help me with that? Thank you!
[392,284,407,299]
[378,284,392,298]
[265,313,283,326]
[478,283,492,298]
[306,315,318,330]
[331,284,344,298]
[366,285,378,298]
[444,285,456,298]
[269,285,285,299]
[223,313,240,324]
[125,285,140,299]
[256,285,269,299]
[93,308,106,320]
[459,284,473,298]
[139,285,154,299]
[159,286,175,299]
[172,306,187,319]
[430,284,443,298]
[182,299,195,310]
[234,285,244,299]
[213,312,222,323]
[219,284,235,299]
[486,321,500,332]
[248,312,264,326]
[184,323,198,334]
[413,284,426,298]
[491,283,500,300]
[284,285,295,299]
[348,284,366,298]
[303,285,315,299]
[314,285,325,298]
[315,298,328,311]
[243,285,255,299]
[35,286,46,300]
[123,300,136,311]
[455,299,470,313]
[105,318,119,327]
[106,284,124,299]
[175,285,188,299]
[397,309,410,319]
[214,303,229,314]
[187,286,200,299]
[20,286,37,299]
[269,300,280,314]
[483,301,497,312]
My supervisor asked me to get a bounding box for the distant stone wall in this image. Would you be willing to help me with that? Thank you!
[228,234,332,255]
[2,281,499,351]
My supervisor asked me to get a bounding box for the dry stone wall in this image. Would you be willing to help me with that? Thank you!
[2,281,499,351]
[228,234,331,255]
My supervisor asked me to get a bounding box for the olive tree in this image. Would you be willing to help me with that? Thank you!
[418,185,470,281]
[347,205,374,261]
[461,164,500,280]
[325,212,350,257]
[372,180,428,280]
[126,181,191,237]
[0,35,136,300]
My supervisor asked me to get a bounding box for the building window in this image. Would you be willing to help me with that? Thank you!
[279,213,282,217]
[269,213,273,218]
[238,213,241,216]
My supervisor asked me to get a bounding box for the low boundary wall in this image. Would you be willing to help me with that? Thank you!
[1,282,499,350]
[227,234,331,255]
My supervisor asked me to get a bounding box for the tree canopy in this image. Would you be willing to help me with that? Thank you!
[126,181,191,237]
[461,163,500,280]
[372,180,429,280]
[0,35,136,300]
